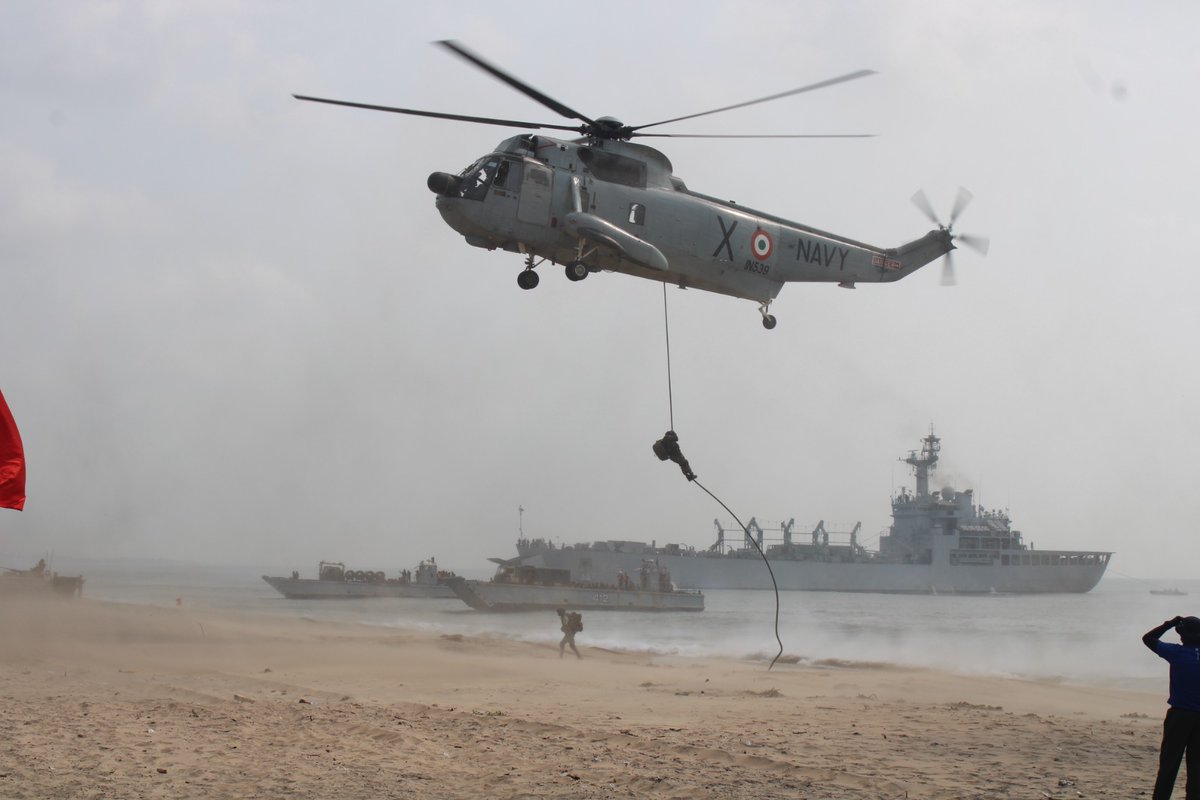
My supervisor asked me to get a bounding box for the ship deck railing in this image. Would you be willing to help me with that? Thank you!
[951,550,1111,567]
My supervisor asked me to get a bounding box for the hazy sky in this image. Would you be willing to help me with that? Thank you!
[2,1,1196,579]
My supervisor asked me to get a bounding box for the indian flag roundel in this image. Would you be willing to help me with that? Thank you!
[751,228,773,261]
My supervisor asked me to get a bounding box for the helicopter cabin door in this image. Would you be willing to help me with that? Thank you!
[517,163,554,224]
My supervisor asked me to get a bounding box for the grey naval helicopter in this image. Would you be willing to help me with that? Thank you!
[295,41,988,329]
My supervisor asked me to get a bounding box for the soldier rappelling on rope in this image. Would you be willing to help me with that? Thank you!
[652,430,696,482]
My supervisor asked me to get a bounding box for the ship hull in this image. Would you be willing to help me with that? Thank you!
[261,576,455,599]
[513,549,1108,594]
[0,574,85,598]
[446,577,704,612]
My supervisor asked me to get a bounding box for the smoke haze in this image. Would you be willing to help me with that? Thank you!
[2,2,1196,579]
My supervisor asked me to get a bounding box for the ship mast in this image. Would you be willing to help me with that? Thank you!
[903,427,940,498]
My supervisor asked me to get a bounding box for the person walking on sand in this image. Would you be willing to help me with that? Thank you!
[1143,615,1200,799]
[556,608,582,659]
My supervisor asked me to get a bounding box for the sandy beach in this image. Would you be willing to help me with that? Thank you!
[0,596,1167,799]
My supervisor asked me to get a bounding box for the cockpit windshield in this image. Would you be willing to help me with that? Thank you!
[457,157,509,201]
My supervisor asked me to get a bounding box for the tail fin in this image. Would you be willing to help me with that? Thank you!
[879,229,954,282]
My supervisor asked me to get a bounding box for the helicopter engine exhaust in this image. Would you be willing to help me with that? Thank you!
[427,172,462,196]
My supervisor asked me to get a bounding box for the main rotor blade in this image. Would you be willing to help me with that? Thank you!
[956,233,990,256]
[630,69,876,133]
[633,132,875,139]
[292,94,583,133]
[948,186,974,226]
[911,189,940,226]
[437,40,596,126]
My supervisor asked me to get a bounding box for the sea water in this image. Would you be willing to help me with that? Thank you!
[52,556,1195,695]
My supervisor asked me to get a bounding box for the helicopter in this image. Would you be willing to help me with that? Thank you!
[295,41,988,329]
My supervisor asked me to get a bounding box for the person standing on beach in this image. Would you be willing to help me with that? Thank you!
[1143,615,1200,799]
[556,608,582,659]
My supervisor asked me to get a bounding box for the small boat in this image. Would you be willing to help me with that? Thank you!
[0,559,84,598]
[262,558,456,599]
[1149,588,1188,596]
[446,562,704,612]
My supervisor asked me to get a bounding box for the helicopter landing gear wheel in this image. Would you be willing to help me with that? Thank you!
[757,302,777,330]
[565,261,589,282]
[517,270,539,290]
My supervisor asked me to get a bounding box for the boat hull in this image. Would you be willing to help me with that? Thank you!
[0,574,85,598]
[513,548,1109,594]
[446,577,704,612]
[261,576,454,599]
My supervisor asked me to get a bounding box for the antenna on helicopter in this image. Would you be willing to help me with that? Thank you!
[910,187,991,286]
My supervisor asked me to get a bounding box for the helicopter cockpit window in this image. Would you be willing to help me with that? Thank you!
[493,160,510,188]
[628,203,645,225]
[458,158,501,201]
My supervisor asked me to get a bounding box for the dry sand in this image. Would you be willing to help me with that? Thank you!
[0,596,1167,799]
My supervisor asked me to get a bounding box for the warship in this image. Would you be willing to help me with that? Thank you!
[446,562,704,612]
[506,430,1112,594]
[262,558,456,599]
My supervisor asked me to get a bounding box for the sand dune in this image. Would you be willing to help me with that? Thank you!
[0,596,1167,798]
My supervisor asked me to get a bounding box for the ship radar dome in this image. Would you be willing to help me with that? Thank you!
[941,486,955,501]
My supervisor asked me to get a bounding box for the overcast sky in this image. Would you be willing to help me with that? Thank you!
[1,1,1196,579]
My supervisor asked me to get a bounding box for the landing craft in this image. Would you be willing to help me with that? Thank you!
[296,41,988,329]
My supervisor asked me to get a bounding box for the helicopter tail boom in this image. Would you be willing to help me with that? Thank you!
[880,229,955,281]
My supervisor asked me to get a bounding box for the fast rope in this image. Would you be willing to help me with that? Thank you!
[657,284,785,670]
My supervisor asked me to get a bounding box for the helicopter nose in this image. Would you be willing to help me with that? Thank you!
[427,172,461,196]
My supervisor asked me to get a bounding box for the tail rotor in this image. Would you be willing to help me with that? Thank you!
[911,187,990,286]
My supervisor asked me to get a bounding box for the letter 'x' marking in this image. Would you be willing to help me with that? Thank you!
[713,217,737,260]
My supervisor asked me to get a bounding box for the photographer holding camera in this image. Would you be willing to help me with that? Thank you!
[1144,614,1200,799]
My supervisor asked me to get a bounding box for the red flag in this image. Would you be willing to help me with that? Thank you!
[0,388,26,511]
